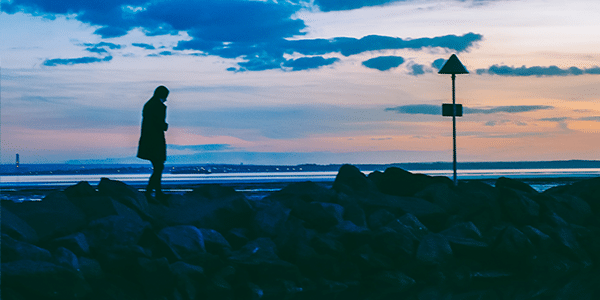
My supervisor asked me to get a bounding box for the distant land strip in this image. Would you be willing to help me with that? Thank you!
[2,160,600,176]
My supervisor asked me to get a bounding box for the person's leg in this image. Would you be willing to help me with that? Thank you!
[150,159,165,198]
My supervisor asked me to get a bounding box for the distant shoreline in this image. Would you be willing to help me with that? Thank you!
[3,159,600,176]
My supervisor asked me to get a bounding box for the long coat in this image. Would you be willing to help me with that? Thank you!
[137,97,168,162]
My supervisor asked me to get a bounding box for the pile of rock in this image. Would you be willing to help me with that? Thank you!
[2,165,599,299]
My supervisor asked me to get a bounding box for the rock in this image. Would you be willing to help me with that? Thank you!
[521,225,554,250]
[337,195,367,227]
[228,238,300,281]
[53,247,81,272]
[48,232,91,257]
[498,187,540,226]
[370,227,415,260]
[495,177,537,194]
[311,232,346,256]
[395,213,431,240]
[136,257,175,299]
[199,228,232,256]
[1,260,91,299]
[170,261,206,300]
[544,177,600,213]
[414,183,462,214]
[367,270,415,293]
[358,195,447,231]
[440,222,488,257]
[225,228,250,250]
[416,233,453,267]
[493,226,535,268]
[78,257,104,281]
[1,234,52,263]
[329,220,371,251]
[2,191,87,242]
[98,178,152,219]
[157,225,207,262]
[367,209,396,230]
[454,181,503,232]
[537,193,592,226]
[251,199,291,237]
[1,206,39,244]
[274,181,336,203]
[369,167,448,197]
[349,244,393,272]
[63,181,97,198]
[332,164,378,197]
[316,202,345,224]
[84,215,150,249]
[162,186,253,232]
[67,193,143,223]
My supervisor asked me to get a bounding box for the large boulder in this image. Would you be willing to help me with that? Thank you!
[416,233,453,267]
[544,177,600,213]
[97,178,152,220]
[332,164,378,197]
[369,167,451,197]
[498,187,540,226]
[161,185,253,232]
[1,206,39,244]
[157,225,207,262]
[273,181,336,203]
[1,234,52,263]
[1,260,91,299]
[495,177,538,194]
[2,191,87,242]
[251,199,291,237]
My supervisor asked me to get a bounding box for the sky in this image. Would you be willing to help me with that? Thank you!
[1,0,599,165]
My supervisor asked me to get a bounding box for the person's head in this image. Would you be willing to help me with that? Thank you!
[153,86,169,100]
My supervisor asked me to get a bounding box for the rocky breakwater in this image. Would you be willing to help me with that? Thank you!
[2,165,600,299]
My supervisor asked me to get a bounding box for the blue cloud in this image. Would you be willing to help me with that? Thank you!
[409,64,426,76]
[83,42,121,54]
[132,43,155,50]
[476,65,600,76]
[362,56,404,71]
[432,58,446,70]
[6,0,482,71]
[385,105,441,115]
[386,104,553,115]
[43,56,112,66]
[464,105,553,114]
[313,0,404,12]
[283,56,339,71]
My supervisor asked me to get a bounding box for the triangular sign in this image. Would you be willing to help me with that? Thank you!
[438,54,469,74]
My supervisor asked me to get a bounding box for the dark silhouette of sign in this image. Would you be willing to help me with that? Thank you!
[438,54,468,186]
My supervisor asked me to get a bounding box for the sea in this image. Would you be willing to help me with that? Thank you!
[2,167,599,202]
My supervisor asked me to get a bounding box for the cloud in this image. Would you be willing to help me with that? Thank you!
[42,56,113,66]
[5,0,482,72]
[386,104,553,115]
[312,0,403,12]
[432,58,446,70]
[385,104,441,115]
[464,105,553,114]
[408,63,426,76]
[167,144,233,152]
[83,41,122,54]
[282,56,339,71]
[540,117,569,122]
[132,43,155,50]
[578,116,600,122]
[476,65,600,77]
[362,56,404,71]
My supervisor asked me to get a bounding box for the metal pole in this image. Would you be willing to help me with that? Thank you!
[452,74,457,186]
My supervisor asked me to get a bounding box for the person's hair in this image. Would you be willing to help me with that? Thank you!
[153,86,169,99]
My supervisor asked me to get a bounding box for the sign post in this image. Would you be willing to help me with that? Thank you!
[438,54,468,186]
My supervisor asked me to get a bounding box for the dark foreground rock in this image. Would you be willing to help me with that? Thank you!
[2,165,599,299]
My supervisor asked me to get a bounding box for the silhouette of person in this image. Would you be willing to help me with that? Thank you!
[137,86,169,202]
